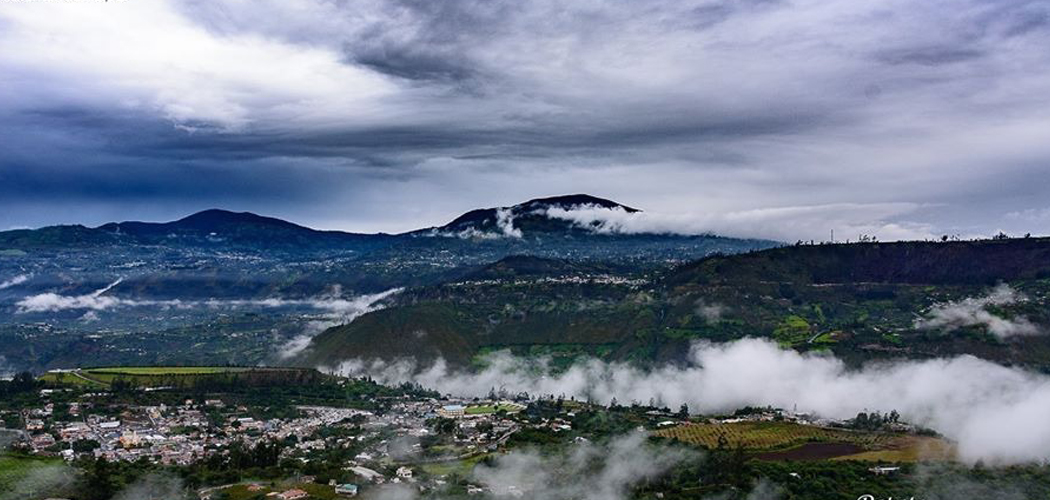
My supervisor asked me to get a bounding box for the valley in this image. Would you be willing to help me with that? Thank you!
[3,196,1050,500]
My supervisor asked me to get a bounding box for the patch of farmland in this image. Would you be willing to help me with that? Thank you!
[652,421,893,451]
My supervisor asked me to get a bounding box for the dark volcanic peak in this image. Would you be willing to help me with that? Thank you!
[169,209,309,232]
[520,194,640,213]
[99,209,312,236]
[437,194,639,236]
[87,208,390,251]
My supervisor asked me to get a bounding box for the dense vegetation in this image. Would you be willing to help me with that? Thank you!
[303,237,1050,371]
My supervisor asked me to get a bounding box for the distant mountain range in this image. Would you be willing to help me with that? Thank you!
[0,194,728,252]
[5,196,1050,375]
[0,194,776,300]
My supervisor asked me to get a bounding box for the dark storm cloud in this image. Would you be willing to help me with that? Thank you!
[1,0,1050,236]
[343,0,517,86]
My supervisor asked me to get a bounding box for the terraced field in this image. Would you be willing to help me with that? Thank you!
[653,421,955,462]
[654,421,892,450]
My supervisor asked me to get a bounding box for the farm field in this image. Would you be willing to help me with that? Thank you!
[87,366,254,375]
[39,366,322,389]
[420,453,493,476]
[214,481,339,500]
[0,454,73,500]
[653,421,893,450]
[652,421,953,462]
[833,436,956,462]
[464,403,526,415]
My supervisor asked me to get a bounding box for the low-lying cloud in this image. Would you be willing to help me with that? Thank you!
[917,284,1040,338]
[15,280,400,317]
[0,462,75,500]
[694,298,727,323]
[539,202,938,242]
[332,338,1050,464]
[433,207,524,240]
[110,473,186,500]
[14,280,401,360]
[276,287,402,360]
[472,432,691,500]
[0,355,15,380]
[16,278,128,312]
[0,274,29,290]
[369,433,696,500]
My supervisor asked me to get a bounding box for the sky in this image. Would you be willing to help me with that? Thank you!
[1,0,1050,241]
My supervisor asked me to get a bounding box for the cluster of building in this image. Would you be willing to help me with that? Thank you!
[14,390,529,495]
[449,275,648,288]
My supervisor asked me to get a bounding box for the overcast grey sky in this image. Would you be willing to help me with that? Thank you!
[1,0,1049,241]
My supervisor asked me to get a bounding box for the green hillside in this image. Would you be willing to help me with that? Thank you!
[300,238,1050,371]
[667,237,1050,286]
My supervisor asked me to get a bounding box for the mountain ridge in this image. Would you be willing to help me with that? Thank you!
[299,236,1050,370]
[0,195,749,249]
[426,194,643,237]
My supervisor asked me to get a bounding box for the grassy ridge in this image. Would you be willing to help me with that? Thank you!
[666,237,1050,287]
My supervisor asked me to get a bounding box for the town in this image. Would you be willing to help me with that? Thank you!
[2,367,957,500]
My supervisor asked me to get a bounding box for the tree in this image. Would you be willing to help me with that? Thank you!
[677,403,690,419]
[73,438,101,453]
[82,457,120,500]
[428,417,457,435]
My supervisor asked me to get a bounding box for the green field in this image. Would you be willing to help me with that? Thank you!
[419,453,492,476]
[464,403,525,415]
[0,454,74,500]
[217,481,339,500]
[40,366,322,389]
[38,371,107,387]
[88,366,253,375]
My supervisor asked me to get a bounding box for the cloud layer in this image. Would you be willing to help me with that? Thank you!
[917,284,1041,338]
[332,338,1050,464]
[0,274,29,290]
[14,280,400,317]
[2,0,1050,239]
[276,287,402,359]
[472,432,691,500]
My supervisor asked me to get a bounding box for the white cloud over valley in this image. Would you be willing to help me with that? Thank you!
[332,338,1050,464]
[916,284,1041,338]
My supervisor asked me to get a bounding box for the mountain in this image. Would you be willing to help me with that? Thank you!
[299,237,1050,371]
[95,209,388,250]
[425,194,641,236]
[0,209,390,251]
[0,195,735,250]
[0,195,774,309]
[0,197,776,279]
